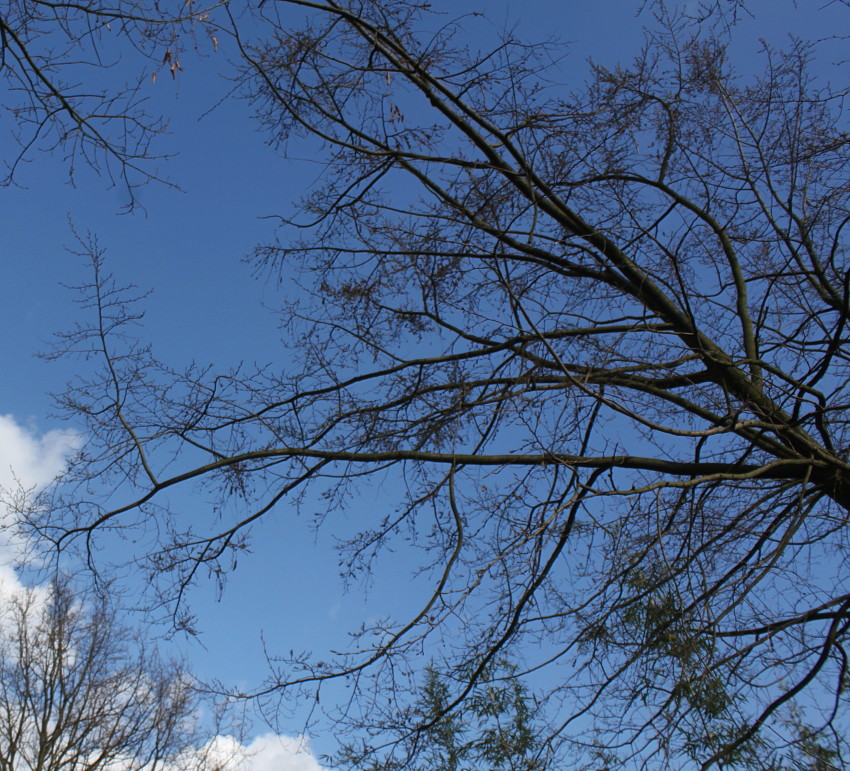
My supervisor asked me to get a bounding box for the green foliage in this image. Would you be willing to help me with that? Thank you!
[337,660,548,771]
[779,707,842,771]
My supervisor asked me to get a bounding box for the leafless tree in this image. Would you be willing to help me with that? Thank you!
[0,0,223,202]
[0,577,235,770]
[25,0,850,768]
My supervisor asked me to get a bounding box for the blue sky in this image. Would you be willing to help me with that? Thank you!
[1,0,843,766]
[0,0,648,671]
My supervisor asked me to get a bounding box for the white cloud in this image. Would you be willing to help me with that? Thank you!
[0,413,80,597]
[202,733,327,771]
[0,414,79,509]
[244,734,326,771]
[0,563,34,623]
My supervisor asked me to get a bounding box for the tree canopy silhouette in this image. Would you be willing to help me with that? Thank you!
[19,0,850,767]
